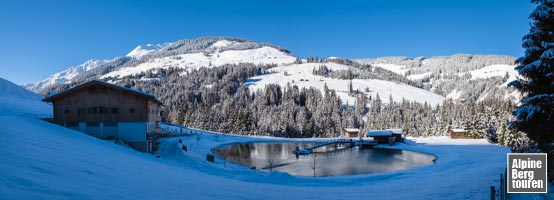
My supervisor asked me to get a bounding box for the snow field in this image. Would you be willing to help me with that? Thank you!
[102,46,296,79]
[1,77,550,199]
[246,63,445,105]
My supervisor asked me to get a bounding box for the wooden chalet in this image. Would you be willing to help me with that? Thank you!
[342,128,360,138]
[366,129,403,145]
[449,129,469,139]
[388,129,404,142]
[42,80,164,152]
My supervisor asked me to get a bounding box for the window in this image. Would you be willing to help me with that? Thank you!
[64,109,70,115]
[86,122,100,127]
[129,108,135,114]
[104,122,118,127]
[111,108,119,114]
[78,108,85,115]
[87,107,98,114]
[99,107,108,114]
[65,122,79,127]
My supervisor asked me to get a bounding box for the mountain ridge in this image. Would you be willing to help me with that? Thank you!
[25,36,293,93]
[25,36,519,104]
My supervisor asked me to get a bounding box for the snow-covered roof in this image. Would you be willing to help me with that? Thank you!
[42,80,163,105]
[386,129,403,134]
[366,130,393,137]
[451,129,466,132]
[343,128,360,132]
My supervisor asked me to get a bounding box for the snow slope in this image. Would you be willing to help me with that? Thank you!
[25,60,107,93]
[461,64,518,87]
[126,43,169,58]
[407,72,432,80]
[356,55,520,102]
[463,64,516,80]
[102,46,296,78]
[1,78,552,199]
[246,63,445,105]
[0,78,51,115]
[371,63,410,75]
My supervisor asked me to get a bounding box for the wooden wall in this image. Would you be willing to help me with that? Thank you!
[146,99,162,123]
[53,85,151,123]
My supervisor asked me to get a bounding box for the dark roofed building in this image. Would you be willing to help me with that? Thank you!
[366,129,403,144]
[42,80,164,152]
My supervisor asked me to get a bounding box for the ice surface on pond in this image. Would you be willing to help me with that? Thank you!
[215,142,436,177]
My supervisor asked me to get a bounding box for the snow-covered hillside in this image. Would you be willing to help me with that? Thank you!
[246,63,445,105]
[126,43,170,58]
[103,46,296,79]
[462,64,517,83]
[4,77,550,200]
[0,78,51,115]
[26,37,298,94]
[371,63,410,76]
[27,38,520,105]
[355,55,519,102]
[25,60,108,93]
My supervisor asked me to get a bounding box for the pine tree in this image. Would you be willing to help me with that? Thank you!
[485,124,497,143]
[508,0,554,181]
[348,80,353,95]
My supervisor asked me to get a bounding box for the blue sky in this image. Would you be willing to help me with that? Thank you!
[0,0,535,84]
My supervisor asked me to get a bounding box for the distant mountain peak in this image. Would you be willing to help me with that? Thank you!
[126,43,170,58]
[25,59,108,93]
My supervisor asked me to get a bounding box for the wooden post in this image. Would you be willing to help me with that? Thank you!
[490,186,495,200]
[500,173,503,200]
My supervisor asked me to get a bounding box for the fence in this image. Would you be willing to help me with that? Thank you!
[492,168,507,200]
[18,112,52,119]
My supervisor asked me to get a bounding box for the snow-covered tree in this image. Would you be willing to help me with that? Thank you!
[485,124,497,143]
[508,0,554,181]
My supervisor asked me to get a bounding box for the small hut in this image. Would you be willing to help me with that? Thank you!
[386,129,404,142]
[342,128,360,138]
[449,129,468,139]
[366,130,395,144]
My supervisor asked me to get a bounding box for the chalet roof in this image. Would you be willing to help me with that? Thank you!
[366,130,393,137]
[343,128,360,132]
[386,129,403,134]
[451,129,466,132]
[41,80,163,105]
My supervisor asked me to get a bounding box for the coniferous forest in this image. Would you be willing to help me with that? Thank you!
[73,62,536,153]
[39,37,544,156]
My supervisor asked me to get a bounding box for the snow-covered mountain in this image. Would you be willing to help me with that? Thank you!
[25,37,292,93]
[102,44,296,79]
[25,59,108,93]
[27,37,519,105]
[26,37,296,94]
[126,43,170,58]
[355,54,519,102]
